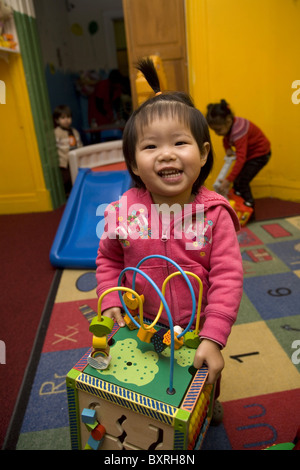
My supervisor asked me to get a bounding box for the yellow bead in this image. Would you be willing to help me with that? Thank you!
[92,335,107,349]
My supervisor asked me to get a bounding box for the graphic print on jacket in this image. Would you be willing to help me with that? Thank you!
[101,194,214,327]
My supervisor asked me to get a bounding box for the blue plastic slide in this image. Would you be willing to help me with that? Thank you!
[50,168,132,268]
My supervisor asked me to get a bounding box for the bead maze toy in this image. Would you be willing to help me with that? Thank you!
[66,255,215,450]
[213,155,253,226]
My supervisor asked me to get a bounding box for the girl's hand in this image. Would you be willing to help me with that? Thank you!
[102,307,125,327]
[193,339,224,384]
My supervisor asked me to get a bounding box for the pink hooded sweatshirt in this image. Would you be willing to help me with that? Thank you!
[96,185,243,348]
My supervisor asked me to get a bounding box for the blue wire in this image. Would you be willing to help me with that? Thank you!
[134,255,197,338]
[118,267,175,392]
[117,255,198,394]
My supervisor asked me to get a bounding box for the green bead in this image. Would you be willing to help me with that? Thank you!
[89,316,114,337]
[184,331,200,349]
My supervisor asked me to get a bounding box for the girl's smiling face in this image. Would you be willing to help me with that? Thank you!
[133,116,209,207]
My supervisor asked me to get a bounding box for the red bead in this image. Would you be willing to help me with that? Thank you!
[91,423,106,440]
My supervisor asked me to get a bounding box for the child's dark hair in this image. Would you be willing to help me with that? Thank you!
[53,105,72,126]
[206,99,234,126]
[122,57,213,193]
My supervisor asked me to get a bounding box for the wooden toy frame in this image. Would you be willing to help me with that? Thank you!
[66,255,215,450]
[66,325,215,450]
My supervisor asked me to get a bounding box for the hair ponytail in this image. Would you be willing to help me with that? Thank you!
[136,57,161,95]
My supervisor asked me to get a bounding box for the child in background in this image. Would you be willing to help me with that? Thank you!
[53,105,83,195]
[96,58,243,422]
[206,99,271,208]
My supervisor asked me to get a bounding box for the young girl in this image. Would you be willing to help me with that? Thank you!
[96,59,243,397]
[53,105,83,195]
[206,99,271,207]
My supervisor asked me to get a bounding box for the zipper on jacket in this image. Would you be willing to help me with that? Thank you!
[159,205,203,325]
[160,214,171,242]
[160,225,173,323]
[161,231,168,242]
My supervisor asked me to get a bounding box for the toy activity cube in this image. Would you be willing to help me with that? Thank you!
[66,325,214,450]
[66,255,215,450]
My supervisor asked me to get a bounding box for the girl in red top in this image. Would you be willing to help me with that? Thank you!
[206,99,271,208]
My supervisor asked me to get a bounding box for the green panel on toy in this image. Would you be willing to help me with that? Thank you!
[103,337,159,386]
[84,325,196,407]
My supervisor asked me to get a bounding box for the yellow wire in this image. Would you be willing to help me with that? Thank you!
[138,271,203,333]
[184,272,203,335]
[97,287,144,321]
[98,272,203,334]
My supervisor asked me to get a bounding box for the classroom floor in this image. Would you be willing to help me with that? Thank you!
[1,196,300,449]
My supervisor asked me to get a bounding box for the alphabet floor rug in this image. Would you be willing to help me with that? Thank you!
[12,216,300,450]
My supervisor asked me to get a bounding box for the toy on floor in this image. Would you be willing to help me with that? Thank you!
[227,189,254,227]
[66,255,215,450]
[213,155,253,226]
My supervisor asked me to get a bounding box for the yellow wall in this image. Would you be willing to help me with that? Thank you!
[0,53,52,214]
[186,0,300,202]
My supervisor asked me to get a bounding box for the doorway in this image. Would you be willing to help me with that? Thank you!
[33,0,131,145]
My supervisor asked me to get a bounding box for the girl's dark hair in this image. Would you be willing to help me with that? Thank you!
[122,57,213,193]
[206,99,234,126]
[53,105,72,126]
